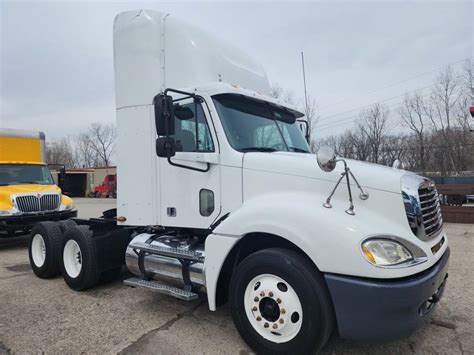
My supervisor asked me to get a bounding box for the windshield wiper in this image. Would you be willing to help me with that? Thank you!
[288,147,310,153]
[241,147,277,152]
[17,181,42,184]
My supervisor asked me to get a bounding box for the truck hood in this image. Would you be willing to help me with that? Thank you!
[242,152,408,194]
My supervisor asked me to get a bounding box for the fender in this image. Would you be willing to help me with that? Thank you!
[204,190,448,310]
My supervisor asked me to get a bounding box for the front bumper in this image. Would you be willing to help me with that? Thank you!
[0,210,78,232]
[325,247,450,342]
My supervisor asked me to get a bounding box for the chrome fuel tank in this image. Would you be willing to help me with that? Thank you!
[125,233,206,293]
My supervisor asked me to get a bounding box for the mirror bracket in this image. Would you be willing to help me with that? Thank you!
[297,119,310,143]
[317,148,369,215]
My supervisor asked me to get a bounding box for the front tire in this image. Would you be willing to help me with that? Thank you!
[229,248,334,354]
[60,226,100,291]
[28,222,63,278]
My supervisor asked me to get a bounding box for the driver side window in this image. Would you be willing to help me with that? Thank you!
[174,103,215,152]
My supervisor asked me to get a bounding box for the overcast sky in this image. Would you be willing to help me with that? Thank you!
[1,0,472,141]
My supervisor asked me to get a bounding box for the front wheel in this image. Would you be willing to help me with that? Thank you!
[229,248,334,354]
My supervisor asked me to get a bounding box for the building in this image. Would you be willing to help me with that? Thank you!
[51,166,117,197]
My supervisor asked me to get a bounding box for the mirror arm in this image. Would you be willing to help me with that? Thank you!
[348,169,369,200]
[297,119,310,142]
[322,157,369,215]
[164,88,199,101]
[158,88,209,173]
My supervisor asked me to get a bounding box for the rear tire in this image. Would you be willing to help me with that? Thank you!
[58,219,77,234]
[60,225,100,291]
[28,222,63,278]
[229,248,334,354]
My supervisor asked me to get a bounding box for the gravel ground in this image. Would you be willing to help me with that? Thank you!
[0,198,472,354]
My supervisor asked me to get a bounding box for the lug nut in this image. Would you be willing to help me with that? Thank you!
[269,291,274,297]
[276,298,281,304]
[279,318,284,324]
[272,323,278,329]
[280,308,286,314]
[254,297,259,302]
[264,322,269,328]
[260,291,265,297]
[252,306,257,311]
[256,316,262,321]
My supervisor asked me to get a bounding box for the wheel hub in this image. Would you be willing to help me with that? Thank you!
[31,234,46,267]
[244,274,303,343]
[259,297,280,322]
[63,239,82,278]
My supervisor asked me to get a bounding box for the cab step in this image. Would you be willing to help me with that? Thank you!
[124,277,199,301]
[129,241,204,262]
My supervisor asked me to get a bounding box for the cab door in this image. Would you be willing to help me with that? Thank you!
[158,99,221,229]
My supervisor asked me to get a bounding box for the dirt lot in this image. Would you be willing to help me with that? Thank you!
[0,198,473,354]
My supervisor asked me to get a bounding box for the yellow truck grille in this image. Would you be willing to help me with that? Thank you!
[15,194,60,213]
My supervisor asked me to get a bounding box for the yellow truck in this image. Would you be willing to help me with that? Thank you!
[0,128,77,237]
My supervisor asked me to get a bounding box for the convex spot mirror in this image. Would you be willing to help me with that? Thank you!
[156,137,176,158]
[174,105,194,120]
[154,94,175,136]
[317,146,337,172]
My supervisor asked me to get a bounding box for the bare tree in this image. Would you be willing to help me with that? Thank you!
[358,103,390,164]
[270,83,283,100]
[428,66,463,131]
[270,82,320,151]
[315,65,473,174]
[304,96,320,152]
[270,82,296,105]
[75,133,100,168]
[86,123,117,167]
[45,138,77,168]
[399,92,427,172]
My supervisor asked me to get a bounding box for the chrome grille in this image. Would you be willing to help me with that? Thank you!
[15,193,60,213]
[401,174,443,241]
[418,185,443,238]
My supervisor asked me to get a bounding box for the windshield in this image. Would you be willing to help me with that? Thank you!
[0,164,54,186]
[213,94,310,153]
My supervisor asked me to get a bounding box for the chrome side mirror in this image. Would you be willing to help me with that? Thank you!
[316,146,337,172]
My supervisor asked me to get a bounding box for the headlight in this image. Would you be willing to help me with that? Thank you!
[60,204,74,211]
[0,210,12,216]
[362,239,413,266]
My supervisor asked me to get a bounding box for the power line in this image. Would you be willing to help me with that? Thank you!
[317,58,470,111]
[375,143,474,153]
[317,92,433,131]
[318,84,435,124]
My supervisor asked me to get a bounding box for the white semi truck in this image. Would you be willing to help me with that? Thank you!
[28,10,449,354]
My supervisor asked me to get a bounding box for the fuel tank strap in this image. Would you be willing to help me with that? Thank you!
[137,235,156,280]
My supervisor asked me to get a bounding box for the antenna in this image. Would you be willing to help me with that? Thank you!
[301,51,309,116]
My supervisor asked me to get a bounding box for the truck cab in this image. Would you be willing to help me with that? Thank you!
[27,10,449,354]
[0,129,77,236]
